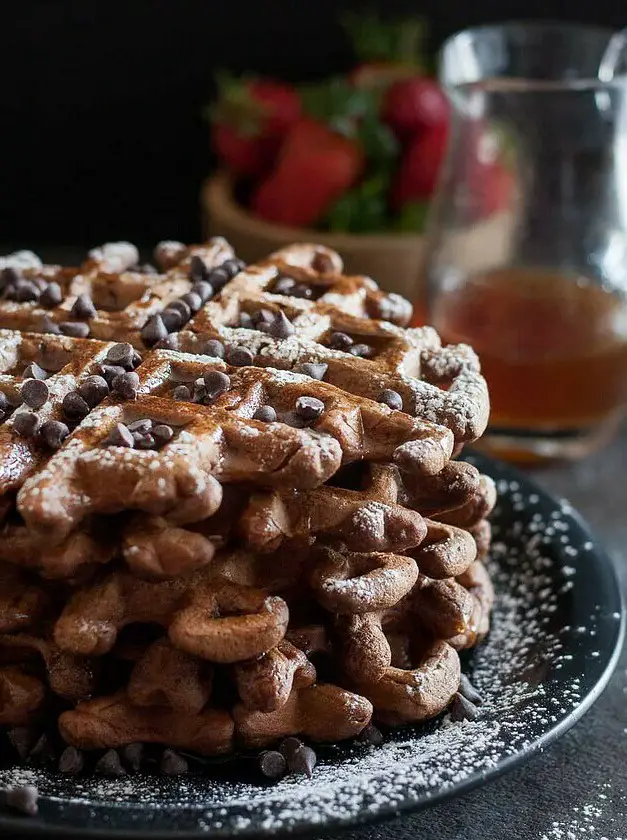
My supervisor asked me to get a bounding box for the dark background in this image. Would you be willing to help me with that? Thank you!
[1,0,624,250]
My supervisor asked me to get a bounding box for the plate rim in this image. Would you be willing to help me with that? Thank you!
[1,453,624,839]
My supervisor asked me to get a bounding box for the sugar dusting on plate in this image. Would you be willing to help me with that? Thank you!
[0,471,622,836]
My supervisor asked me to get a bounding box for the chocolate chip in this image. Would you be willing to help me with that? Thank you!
[0,267,19,289]
[58,745,84,774]
[282,411,308,429]
[95,749,126,776]
[40,281,63,307]
[181,291,202,313]
[141,314,169,346]
[40,420,70,449]
[112,371,140,400]
[312,251,334,273]
[168,299,192,321]
[221,258,244,278]
[203,370,230,401]
[160,749,188,776]
[106,343,135,368]
[155,334,179,350]
[203,339,225,359]
[450,691,479,722]
[225,345,254,367]
[122,743,144,772]
[28,732,55,764]
[207,267,230,290]
[40,315,61,335]
[59,321,91,338]
[239,312,253,329]
[22,362,47,381]
[62,391,90,421]
[299,362,327,381]
[99,364,126,387]
[252,309,274,328]
[253,405,277,422]
[193,379,207,402]
[8,727,36,761]
[173,384,191,401]
[131,350,143,369]
[291,283,313,299]
[134,432,156,449]
[3,784,39,816]
[378,389,403,411]
[460,674,483,705]
[273,276,295,295]
[295,396,324,422]
[189,254,208,283]
[71,293,97,320]
[289,744,317,777]
[13,411,40,437]
[259,750,287,780]
[127,418,153,433]
[78,375,109,407]
[348,343,372,358]
[269,310,294,339]
[192,281,214,303]
[161,309,184,332]
[12,280,41,303]
[329,331,353,351]
[356,724,384,746]
[0,391,9,420]
[278,737,303,762]
[21,378,49,409]
[153,424,174,446]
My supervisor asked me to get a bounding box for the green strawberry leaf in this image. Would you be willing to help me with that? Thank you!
[393,200,431,233]
[341,11,427,67]
[321,173,391,234]
[357,108,399,166]
[209,71,267,136]
[301,77,374,131]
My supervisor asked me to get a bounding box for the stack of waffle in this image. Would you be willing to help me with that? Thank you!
[0,239,495,761]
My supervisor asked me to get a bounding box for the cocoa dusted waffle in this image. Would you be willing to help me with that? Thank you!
[0,239,494,787]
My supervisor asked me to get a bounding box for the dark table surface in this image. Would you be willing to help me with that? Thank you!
[316,435,627,840]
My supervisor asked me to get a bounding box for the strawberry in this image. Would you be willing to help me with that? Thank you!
[390,125,449,210]
[210,76,301,178]
[460,125,514,220]
[251,120,365,228]
[383,77,449,138]
[472,161,513,218]
[211,124,275,179]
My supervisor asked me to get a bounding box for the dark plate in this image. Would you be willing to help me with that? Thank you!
[0,452,624,839]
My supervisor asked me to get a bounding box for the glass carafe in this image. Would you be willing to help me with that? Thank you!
[425,22,627,462]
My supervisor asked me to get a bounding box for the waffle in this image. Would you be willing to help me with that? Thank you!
[0,238,495,766]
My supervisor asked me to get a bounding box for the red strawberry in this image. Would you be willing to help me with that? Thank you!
[390,125,449,210]
[460,125,514,219]
[210,77,301,178]
[383,78,449,138]
[470,160,513,219]
[211,124,276,178]
[251,120,365,228]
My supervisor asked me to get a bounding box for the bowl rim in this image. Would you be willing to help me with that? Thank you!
[202,172,426,251]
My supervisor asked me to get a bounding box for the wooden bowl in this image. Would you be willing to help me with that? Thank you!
[201,173,519,303]
[201,173,428,301]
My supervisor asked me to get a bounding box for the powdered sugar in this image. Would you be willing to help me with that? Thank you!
[0,250,42,272]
